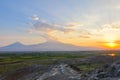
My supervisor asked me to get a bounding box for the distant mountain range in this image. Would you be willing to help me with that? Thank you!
[0,40,103,51]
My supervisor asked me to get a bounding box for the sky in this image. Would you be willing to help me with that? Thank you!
[1,0,120,49]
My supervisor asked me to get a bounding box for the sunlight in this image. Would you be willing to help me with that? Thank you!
[107,53,116,57]
[108,42,116,48]
[103,41,118,49]
[103,35,119,49]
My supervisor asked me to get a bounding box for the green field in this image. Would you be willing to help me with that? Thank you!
[0,51,119,76]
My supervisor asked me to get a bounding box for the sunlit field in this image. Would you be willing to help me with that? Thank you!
[0,50,120,79]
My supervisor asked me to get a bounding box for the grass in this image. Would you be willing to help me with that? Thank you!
[77,63,104,72]
[0,51,92,75]
[0,51,115,76]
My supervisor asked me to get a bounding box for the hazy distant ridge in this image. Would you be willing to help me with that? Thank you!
[0,41,103,51]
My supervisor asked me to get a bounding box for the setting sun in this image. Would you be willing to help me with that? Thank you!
[103,35,119,49]
[108,42,116,48]
[104,42,119,49]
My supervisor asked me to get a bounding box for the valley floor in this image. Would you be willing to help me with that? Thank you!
[0,51,120,80]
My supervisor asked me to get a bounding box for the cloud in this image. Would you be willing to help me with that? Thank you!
[97,40,120,44]
[96,41,113,44]
[114,40,120,44]
[28,16,120,44]
[87,21,120,44]
[33,21,54,31]
[91,21,120,35]
[66,22,83,28]
[31,15,39,21]
[32,21,77,34]
[100,21,120,30]
[27,29,34,34]
[109,22,120,29]
[28,15,104,44]
[27,18,93,43]
[79,35,90,38]
[63,29,74,34]
[27,20,77,41]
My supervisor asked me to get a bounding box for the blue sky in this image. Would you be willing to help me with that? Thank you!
[1,0,120,48]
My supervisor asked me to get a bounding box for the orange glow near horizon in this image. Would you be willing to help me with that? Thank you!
[103,42,119,49]
[107,42,117,48]
[101,35,120,49]
[107,53,116,57]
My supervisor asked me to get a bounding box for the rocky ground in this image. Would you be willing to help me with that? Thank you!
[82,62,120,80]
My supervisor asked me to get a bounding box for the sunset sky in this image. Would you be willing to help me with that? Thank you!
[1,0,120,49]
